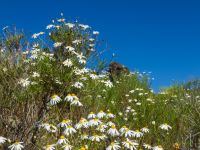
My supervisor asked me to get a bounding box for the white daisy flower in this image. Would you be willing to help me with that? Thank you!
[81,134,89,140]
[78,58,86,64]
[141,127,149,133]
[79,24,90,30]
[49,95,62,106]
[152,121,156,125]
[89,38,95,42]
[72,39,82,45]
[65,94,78,102]
[58,119,72,128]
[97,110,106,119]
[40,123,57,133]
[65,46,75,52]
[63,59,73,67]
[0,136,7,144]
[55,79,62,84]
[123,128,135,138]
[159,123,172,131]
[122,138,138,150]
[46,24,55,29]
[152,145,164,150]
[22,50,29,55]
[143,143,152,149]
[0,47,5,52]
[57,135,68,145]
[107,125,120,137]
[136,102,141,105]
[93,31,99,35]
[106,141,121,150]
[47,124,57,133]
[103,80,113,88]
[89,74,99,80]
[43,144,55,150]
[96,124,108,132]
[62,144,73,150]
[133,130,143,138]
[8,141,24,150]
[75,118,89,129]
[30,53,38,59]
[89,48,95,51]
[73,82,84,89]
[53,42,62,48]
[18,78,30,87]
[126,106,131,110]
[99,134,107,140]
[107,112,115,119]
[89,118,102,126]
[118,112,123,116]
[119,126,128,133]
[65,94,74,102]
[70,99,83,107]
[89,134,102,142]
[32,32,44,39]
[55,25,60,29]
[76,52,86,60]
[32,72,40,78]
[65,23,75,28]
[57,18,65,22]
[80,77,88,81]
[89,44,95,47]
[64,126,77,136]
[107,121,115,127]
[87,112,96,119]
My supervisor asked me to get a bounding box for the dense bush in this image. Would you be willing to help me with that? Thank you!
[0,14,200,150]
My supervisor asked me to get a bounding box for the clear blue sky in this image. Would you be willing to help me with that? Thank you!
[1,0,200,91]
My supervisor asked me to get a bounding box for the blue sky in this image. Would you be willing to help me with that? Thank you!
[1,0,200,91]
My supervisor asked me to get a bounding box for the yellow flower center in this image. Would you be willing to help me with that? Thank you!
[173,143,180,149]
[52,95,57,99]
[46,145,51,148]
[135,129,140,132]
[62,119,68,123]
[111,142,115,146]
[125,128,129,132]
[80,118,86,121]
[60,135,65,139]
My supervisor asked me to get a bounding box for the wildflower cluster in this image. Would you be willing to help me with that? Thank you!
[1,13,199,150]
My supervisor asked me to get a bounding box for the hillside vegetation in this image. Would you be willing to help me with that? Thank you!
[0,15,200,150]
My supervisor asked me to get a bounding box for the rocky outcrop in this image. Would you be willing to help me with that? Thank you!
[108,61,129,81]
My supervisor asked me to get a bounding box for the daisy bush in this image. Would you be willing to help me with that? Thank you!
[0,14,200,150]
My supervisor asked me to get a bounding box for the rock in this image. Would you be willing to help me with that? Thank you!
[108,62,129,81]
